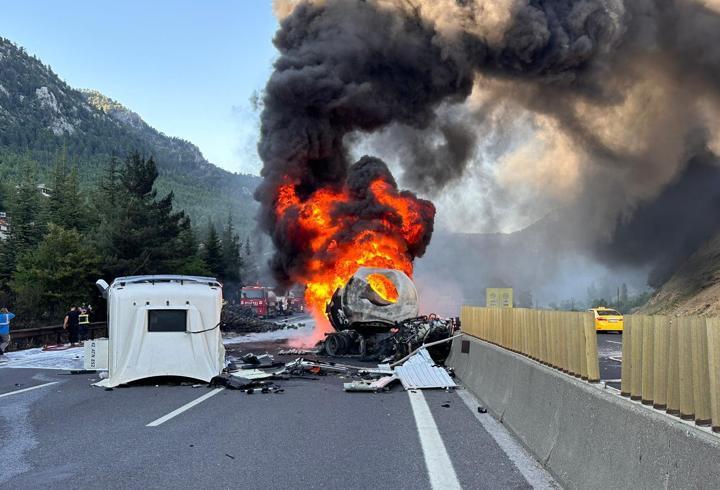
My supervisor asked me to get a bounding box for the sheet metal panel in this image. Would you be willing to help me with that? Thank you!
[395,348,457,389]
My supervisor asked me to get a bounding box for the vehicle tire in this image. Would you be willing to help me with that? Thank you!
[325,334,341,356]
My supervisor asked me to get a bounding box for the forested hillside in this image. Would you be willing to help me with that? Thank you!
[0,36,260,231]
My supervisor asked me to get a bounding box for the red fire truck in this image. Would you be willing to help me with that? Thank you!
[240,286,279,318]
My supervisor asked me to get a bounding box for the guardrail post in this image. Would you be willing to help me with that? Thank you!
[641,315,655,405]
[652,315,668,410]
[678,316,695,420]
[690,317,711,426]
[707,317,720,433]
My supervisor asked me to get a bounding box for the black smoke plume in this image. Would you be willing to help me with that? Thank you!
[260,0,720,288]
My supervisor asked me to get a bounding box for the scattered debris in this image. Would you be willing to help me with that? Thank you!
[394,348,457,390]
[278,348,319,356]
[221,304,304,334]
[343,380,377,392]
[69,369,96,375]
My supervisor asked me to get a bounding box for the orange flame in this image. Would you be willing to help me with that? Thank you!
[367,273,399,303]
[274,175,433,331]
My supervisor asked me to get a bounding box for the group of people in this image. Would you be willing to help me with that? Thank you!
[64,304,92,347]
[0,304,92,358]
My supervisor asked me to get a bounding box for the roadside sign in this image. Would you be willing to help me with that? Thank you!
[486,288,513,308]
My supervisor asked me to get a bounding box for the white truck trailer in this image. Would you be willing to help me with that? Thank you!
[94,275,225,387]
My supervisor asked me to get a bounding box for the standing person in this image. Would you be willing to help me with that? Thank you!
[0,307,15,359]
[63,306,81,347]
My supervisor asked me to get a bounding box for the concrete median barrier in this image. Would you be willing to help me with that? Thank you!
[448,334,720,489]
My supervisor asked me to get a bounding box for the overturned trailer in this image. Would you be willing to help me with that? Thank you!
[324,267,456,360]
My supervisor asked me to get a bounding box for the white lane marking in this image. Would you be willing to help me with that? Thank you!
[146,388,224,427]
[607,340,622,345]
[457,389,558,490]
[0,381,59,399]
[407,390,462,490]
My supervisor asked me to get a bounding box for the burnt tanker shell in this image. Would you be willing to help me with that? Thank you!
[326,267,419,334]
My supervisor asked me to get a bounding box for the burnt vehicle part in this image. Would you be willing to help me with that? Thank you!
[324,267,455,360]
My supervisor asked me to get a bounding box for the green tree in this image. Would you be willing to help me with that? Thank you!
[48,150,84,230]
[101,152,197,277]
[221,212,242,282]
[0,158,45,290]
[165,216,209,276]
[11,224,100,321]
[203,222,223,279]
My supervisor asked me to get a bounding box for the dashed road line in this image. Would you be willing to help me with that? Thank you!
[607,340,622,345]
[0,381,59,399]
[457,389,558,489]
[147,388,224,427]
[408,390,462,490]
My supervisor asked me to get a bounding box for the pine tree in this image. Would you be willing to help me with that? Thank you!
[165,216,210,276]
[203,222,223,279]
[221,212,242,282]
[48,150,84,230]
[101,152,197,277]
[0,158,44,290]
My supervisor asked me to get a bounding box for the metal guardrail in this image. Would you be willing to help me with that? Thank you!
[460,306,601,382]
[620,315,720,432]
[8,322,107,351]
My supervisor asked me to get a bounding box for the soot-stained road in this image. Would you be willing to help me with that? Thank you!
[0,339,556,489]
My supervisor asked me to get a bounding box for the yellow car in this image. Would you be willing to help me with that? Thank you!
[589,307,624,332]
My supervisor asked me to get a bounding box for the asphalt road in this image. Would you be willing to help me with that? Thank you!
[596,332,623,388]
[0,341,556,489]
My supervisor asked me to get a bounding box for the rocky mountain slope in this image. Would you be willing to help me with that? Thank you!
[0,36,260,232]
[639,232,720,316]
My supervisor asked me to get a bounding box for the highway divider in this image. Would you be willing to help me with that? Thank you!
[621,314,720,432]
[448,333,720,489]
[460,306,600,382]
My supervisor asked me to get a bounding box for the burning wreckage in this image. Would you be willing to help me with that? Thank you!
[214,268,460,394]
[321,267,457,362]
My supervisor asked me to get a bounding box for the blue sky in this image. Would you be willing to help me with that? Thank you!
[0,0,279,175]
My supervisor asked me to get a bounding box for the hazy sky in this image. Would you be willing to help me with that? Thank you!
[0,0,278,175]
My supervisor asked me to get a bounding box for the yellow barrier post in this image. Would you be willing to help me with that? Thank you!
[584,312,600,382]
[620,315,633,397]
[630,315,644,401]
[550,311,562,369]
[666,317,680,416]
[540,310,549,365]
[571,312,582,377]
[579,312,589,380]
[641,315,655,405]
[678,316,696,420]
[560,312,570,373]
[707,317,720,433]
[652,315,668,410]
[690,317,711,426]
